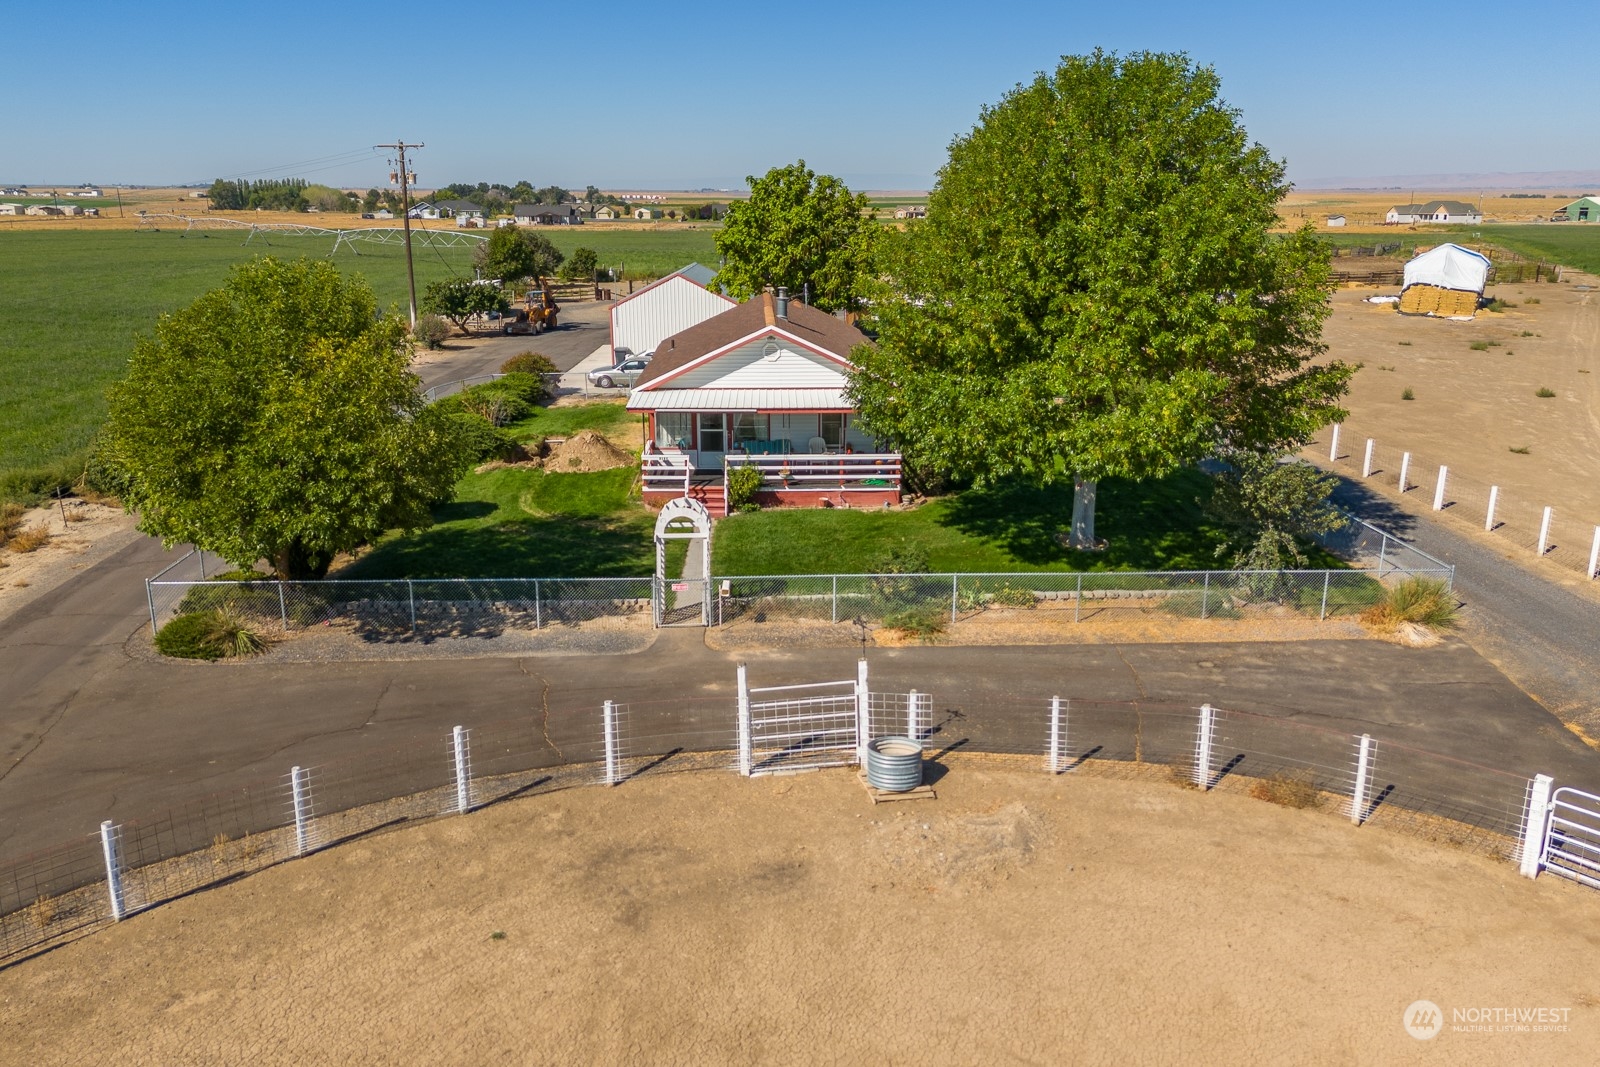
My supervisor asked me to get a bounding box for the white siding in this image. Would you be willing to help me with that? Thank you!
[665,339,850,390]
[610,276,734,355]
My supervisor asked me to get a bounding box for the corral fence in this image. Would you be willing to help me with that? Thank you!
[145,514,1450,635]
[1309,420,1600,581]
[3,661,1591,966]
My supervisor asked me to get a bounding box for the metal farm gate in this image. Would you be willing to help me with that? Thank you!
[1542,787,1600,890]
[736,662,869,776]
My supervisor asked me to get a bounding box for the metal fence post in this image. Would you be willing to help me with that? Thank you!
[1433,466,1448,511]
[1486,485,1499,531]
[736,663,752,777]
[907,689,920,740]
[603,701,620,786]
[1538,507,1553,557]
[278,581,289,630]
[1349,734,1374,825]
[1193,704,1215,790]
[99,820,126,921]
[408,580,417,633]
[951,574,959,623]
[1589,527,1600,580]
[832,575,838,624]
[146,579,158,635]
[1047,696,1063,773]
[1201,572,1210,620]
[1377,534,1388,576]
[290,765,311,856]
[452,726,472,813]
[1398,451,1411,492]
[1520,774,1555,879]
[1074,573,1083,623]
[1362,438,1374,478]
[1329,423,1341,463]
[1319,571,1330,621]
[535,578,542,630]
[855,658,871,765]
[198,551,207,579]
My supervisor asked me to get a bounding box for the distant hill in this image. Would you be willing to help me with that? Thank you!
[1297,170,1600,192]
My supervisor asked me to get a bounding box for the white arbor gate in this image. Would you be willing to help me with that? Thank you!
[654,497,712,626]
[737,661,871,776]
[1542,787,1600,890]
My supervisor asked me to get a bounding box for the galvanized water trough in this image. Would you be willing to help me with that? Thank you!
[865,737,924,792]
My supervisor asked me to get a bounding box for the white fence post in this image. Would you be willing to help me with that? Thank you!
[1398,451,1411,492]
[452,726,472,813]
[603,701,620,786]
[1074,573,1083,623]
[906,689,920,740]
[1193,704,1216,790]
[1538,507,1553,556]
[1520,774,1555,879]
[1201,572,1210,620]
[1047,696,1064,773]
[1349,734,1374,826]
[1589,527,1600,581]
[1362,439,1375,478]
[1485,486,1499,531]
[408,580,417,633]
[278,581,289,630]
[145,579,158,635]
[950,574,959,623]
[736,663,752,777]
[832,576,838,624]
[855,658,871,765]
[290,765,311,856]
[1329,424,1341,463]
[1319,571,1330,621]
[99,820,126,921]
[1432,466,1448,510]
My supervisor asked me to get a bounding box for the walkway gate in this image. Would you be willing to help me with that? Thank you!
[736,661,870,776]
[1543,787,1600,890]
[653,497,712,627]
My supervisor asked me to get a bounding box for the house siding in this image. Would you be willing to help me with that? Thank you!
[611,276,734,356]
[664,339,850,391]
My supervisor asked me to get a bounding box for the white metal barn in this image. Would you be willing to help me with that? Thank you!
[609,263,735,358]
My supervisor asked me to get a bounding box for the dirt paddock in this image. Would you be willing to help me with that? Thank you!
[2,762,1596,1064]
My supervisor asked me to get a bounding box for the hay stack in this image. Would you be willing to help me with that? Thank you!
[1398,284,1480,318]
[543,430,634,473]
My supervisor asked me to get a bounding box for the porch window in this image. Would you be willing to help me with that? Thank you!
[730,413,761,449]
[655,412,692,449]
[820,413,846,450]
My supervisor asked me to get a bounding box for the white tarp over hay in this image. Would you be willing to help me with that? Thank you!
[1403,243,1491,294]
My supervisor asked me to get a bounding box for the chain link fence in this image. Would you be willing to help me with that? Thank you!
[8,670,1590,966]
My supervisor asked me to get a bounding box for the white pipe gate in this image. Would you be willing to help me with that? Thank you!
[737,661,869,776]
[1540,786,1600,890]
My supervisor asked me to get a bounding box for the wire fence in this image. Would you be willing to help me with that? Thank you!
[4,673,1588,967]
[1307,420,1600,581]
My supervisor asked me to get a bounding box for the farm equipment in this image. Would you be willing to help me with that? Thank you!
[503,277,560,334]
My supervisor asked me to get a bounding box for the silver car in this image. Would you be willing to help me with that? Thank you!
[587,356,652,390]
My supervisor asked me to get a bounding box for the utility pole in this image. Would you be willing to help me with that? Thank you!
[376,139,424,328]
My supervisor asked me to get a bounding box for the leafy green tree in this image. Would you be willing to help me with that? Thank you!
[848,51,1352,547]
[207,178,246,210]
[362,188,381,212]
[534,184,571,205]
[711,160,878,313]
[422,279,511,335]
[509,180,536,202]
[1205,450,1347,570]
[473,224,563,283]
[100,258,470,580]
[561,247,599,282]
[303,184,356,212]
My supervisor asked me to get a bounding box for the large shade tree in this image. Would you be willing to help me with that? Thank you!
[474,224,562,284]
[849,51,1353,546]
[711,160,879,313]
[102,257,471,579]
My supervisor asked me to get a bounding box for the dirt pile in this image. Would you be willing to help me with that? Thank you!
[543,430,634,473]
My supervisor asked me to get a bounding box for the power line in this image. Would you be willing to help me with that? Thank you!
[375,140,424,328]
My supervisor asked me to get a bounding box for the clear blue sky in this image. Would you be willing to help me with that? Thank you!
[5,0,1595,191]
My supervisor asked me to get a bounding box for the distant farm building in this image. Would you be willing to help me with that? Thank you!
[610,263,735,358]
[633,208,657,220]
[1385,200,1482,225]
[893,206,927,220]
[1560,196,1600,222]
[1398,243,1490,318]
[1325,214,1347,227]
[593,206,618,220]
[0,203,22,215]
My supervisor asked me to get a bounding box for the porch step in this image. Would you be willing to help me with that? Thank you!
[687,484,727,517]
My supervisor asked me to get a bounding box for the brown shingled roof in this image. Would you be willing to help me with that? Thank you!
[634,292,871,388]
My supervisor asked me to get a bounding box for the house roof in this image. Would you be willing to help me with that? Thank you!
[514,202,580,218]
[633,292,871,389]
[627,388,851,412]
[611,263,729,313]
[1391,200,1479,215]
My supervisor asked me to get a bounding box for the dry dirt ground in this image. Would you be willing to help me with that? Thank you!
[1,763,1595,1065]
[1277,189,1574,230]
[0,500,140,623]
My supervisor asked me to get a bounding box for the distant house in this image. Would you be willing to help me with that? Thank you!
[593,206,618,220]
[1385,200,1482,225]
[1325,214,1347,227]
[633,208,656,221]
[0,203,22,215]
[515,203,583,225]
[0,187,27,197]
[24,205,62,216]
[610,262,735,359]
[435,199,484,220]
[1561,196,1600,222]
[66,187,102,198]
[893,206,927,220]
[407,201,440,220]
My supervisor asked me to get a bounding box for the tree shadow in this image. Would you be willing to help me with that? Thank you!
[341,513,656,579]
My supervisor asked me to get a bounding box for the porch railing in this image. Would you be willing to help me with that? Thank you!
[725,453,902,492]
[642,452,693,494]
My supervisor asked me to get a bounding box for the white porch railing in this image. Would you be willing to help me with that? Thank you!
[642,452,694,493]
[725,453,902,492]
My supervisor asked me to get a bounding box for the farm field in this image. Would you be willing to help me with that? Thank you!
[4,765,1595,1064]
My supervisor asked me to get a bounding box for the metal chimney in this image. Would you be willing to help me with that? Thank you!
[775,286,789,319]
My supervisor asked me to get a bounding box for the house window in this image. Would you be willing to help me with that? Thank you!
[730,413,760,448]
[820,413,845,450]
[655,412,692,449]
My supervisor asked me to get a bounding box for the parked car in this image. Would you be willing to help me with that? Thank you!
[587,356,652,389]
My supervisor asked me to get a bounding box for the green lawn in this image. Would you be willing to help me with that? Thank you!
[712,468,1346,575]
[538,228,719,279]
[1313,225,1600,274]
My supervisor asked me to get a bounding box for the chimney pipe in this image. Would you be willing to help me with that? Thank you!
[775,286,789,320]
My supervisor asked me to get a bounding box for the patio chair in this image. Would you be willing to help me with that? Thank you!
[807,436,826,454]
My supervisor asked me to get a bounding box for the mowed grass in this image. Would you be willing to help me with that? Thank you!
[0,229,475,499]
[713,468,1348,575]
[1313,225,1600,274]
[535,227,718,279]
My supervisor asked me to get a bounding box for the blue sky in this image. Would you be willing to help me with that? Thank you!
[5,0,1595,191]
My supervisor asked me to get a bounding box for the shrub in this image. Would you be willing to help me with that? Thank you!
[1509,445,1531,455]
[868,542,932,610]
[988,582,1037,609]
[1468,341,1490,352]
[155,607,269,660]
[881,605,946,642]
[1248,772,1322,809]
[0,502,23,545]
[1361,576,1457,631]
[726,464,765,511]
[447,412,520,462]
[81,433,132,501]
[1536,387,1557,398]
[6,524,51,553]
[1484,298,1515,312]
[500,351,557,378]
[1401,387,1414,400]
[1160,589,1240,619]
[414,314,450,350]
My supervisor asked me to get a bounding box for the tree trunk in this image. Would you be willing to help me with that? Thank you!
[1069,476,1100,550]
[272,539,333,581]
